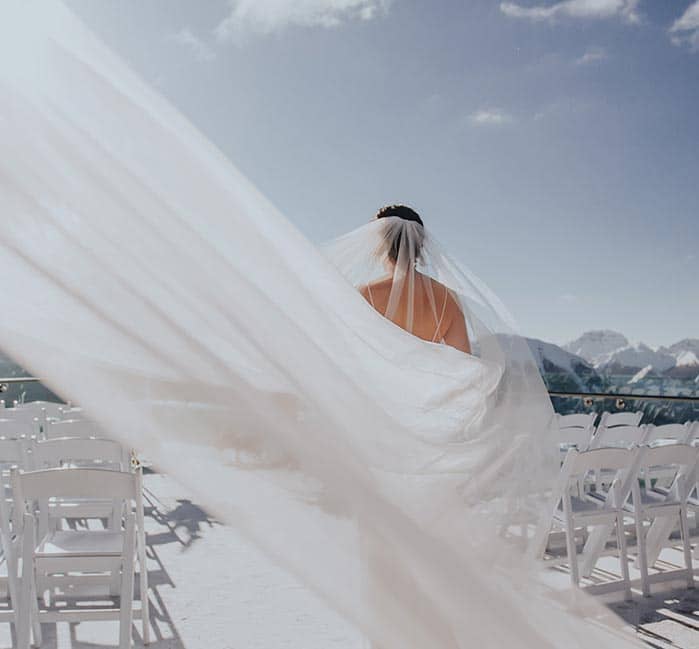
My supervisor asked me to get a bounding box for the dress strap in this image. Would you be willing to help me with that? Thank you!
[366,283,376,309]
[431,287,449,343]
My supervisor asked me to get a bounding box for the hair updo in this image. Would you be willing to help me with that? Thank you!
[374,204,425,264]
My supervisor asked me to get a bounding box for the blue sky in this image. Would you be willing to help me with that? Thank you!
[65,0,699,346]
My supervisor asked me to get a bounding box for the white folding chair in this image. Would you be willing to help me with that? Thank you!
[532,447,639,599]
[0,437,31,632]
[44,418,105,440]
[577,424,648,576]
[13,467,148,649]
[625,444,697,596]
[643,422,699,566]
[27,438,149,639]
[640,423,695,487]
[556,412,596,455]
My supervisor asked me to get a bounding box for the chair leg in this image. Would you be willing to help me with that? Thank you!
[635,514,650,597]
[679,506,694,590]
[616,513,632,601]
[30,576,42,647]
[581,523,613,578]
[139,533,150,644]
[119,514,136,649]
[110,501,122,596]
[563,512,580,586]
[17,514,35,649]
[6,551,21,632]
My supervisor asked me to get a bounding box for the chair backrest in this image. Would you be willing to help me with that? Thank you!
[560,447,640,507]
[564,446,636,475]
[590,424,648,449]
[556,412,596,450]
[0,416,38,439]
[634,444,699,501]
[44,418,104,439]
[637,444,698,471]
[2,406,46,423]
[30,437,127,471]
[12,467,141,539]
[643,423,692,446]
[16,401,65,419]
[557,413,597,429]
[12,467,137,504]
[597,410,643,429]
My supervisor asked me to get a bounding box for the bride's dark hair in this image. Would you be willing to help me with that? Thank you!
[375,204,423,226]
[375,204,424,263]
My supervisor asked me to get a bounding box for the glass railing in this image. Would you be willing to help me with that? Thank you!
[2,375,698,426]
[548,390,699,426]
[0,376,60,406]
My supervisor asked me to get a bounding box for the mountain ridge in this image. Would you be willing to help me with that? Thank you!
[563,330,699,379]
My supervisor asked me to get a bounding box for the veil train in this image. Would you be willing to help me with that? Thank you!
[0,3,642,647]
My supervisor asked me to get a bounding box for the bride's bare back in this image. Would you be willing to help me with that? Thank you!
[360,272,471,354]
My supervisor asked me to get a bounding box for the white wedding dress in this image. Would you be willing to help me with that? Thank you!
[0,3,642,647]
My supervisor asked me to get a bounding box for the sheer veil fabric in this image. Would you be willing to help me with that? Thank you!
[0,3,641,647]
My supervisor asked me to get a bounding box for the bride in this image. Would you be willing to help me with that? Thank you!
[359,205,471,354]
[0,3,642,648]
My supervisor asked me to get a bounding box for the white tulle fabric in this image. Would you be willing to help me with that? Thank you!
[0,3,641,647]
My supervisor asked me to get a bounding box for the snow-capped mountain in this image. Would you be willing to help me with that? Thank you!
[676,351,699,366]
[660,339,699,379]
[524,337,601,390]
[596,342,676,374]
[564,331,699,379]
[494,334,602,390]
[664,339,699,365]
[563,330,629,367]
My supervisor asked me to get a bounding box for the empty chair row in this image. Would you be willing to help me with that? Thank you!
[557,411,698,454]
[0,416,105,442]
[534,444,699,599]
[1,466,149,649]
[0,400,79,417]
[0,431,146,647]
[0,435,130,473]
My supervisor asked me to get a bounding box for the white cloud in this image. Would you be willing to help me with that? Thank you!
[500,0,640,24]
[576,46,608,64]
[670,1,699,52]
[468,108,514,126]
[215,0,391,42]
[170,28,217,62]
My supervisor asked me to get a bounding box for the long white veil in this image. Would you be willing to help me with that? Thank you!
[0,3,641,647]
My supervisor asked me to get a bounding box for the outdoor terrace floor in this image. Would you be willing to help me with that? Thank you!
[2,472,698,648]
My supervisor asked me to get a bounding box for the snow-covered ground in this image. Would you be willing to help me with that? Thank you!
[2,472,699,649]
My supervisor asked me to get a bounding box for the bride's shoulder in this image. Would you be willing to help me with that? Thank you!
[423,275,453,298]
[360,277,393,293]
